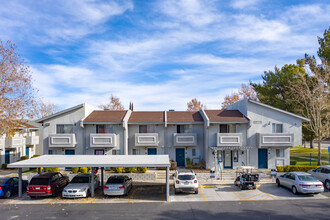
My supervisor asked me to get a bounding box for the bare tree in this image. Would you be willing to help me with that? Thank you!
[0,40,37,136]
[287,55,330,165]
[187,98,206,111]
[31,99,58,119]
[221,83,257,109]
[99,94,124,110]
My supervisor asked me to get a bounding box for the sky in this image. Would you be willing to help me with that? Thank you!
[1,0,330,111]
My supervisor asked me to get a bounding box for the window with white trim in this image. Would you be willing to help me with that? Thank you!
[276,149,285,157]
[272,123,283,133]
[112,150,120,155]
[56,124,73,134]
[192,149,196,157]
[133,149,140,155]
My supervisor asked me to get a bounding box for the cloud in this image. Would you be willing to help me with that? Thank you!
[230,0,261,9]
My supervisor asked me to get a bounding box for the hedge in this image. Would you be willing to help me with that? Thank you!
[276,165,319,172]
[43,167,60,172]
[71,167,80,173]
[113,167,123,173]
[31,155,40,158]
[20,155,29,161]
[2,163,8,169]
[80,167,89,173]
[137,167,147,173]
[125,167,136,173]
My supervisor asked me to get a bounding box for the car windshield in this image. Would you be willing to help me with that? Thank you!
[178,175,195,180]
[0,179,7,185]
[297,175,317,181]
[71,177,90,183]
[29,178,50,185]
[107,177,124,184]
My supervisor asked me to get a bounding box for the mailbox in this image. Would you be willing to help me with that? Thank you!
[210,170,215,179]
[270,169,277,177]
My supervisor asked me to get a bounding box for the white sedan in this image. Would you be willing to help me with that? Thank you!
[62,174,99,198]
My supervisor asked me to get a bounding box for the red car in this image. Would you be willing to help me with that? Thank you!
[27,172,69,198]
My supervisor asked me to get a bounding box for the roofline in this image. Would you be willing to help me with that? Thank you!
[209,121,249,124]
[35,103,85,123]
[248,99,310,122]
[167,122,204,124]
[83,121,122,125]
[128,122,165,125]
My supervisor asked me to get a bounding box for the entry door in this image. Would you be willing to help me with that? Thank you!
[148,148,157,155]
[223,150,232,169]
[26,147,29,156]
[95,149,105,155]
[258,149,268,169]
[65,150,75,155]
[5,150,10,164]
[176,148,185,167]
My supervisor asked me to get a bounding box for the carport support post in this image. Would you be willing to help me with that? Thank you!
[18,168,22,198]
[166,166,169,202]
[91,167,95,198]
[101,167,104,190]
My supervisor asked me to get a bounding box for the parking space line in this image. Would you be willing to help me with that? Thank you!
[243,192,264,201]
[320,193,330,199]
[128,189,136,203]
[199,187,207,202]
[257,188,276,200]
[200,185,215,188]
[238,189,257,196]
[48,197,59,204]
[81,198,89,203]
[262,196,271,200]
[226,186,243,201]
[84,198,96,204]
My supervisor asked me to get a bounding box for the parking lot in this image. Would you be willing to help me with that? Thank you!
[1,182,329,205]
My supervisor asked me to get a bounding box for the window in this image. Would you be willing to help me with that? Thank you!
[48,150,57,155]
[233,151,238,162]
[95,149,104,155]
[112,150,120,155]
[219,124,229,133]
[177,125,193,133]
[56,124,73,134]
[276,149,285,157]
[139,125,154,133]
[272,123,283,133]
[133,149,140,155]
[192,149,196,157]
[96,125,113,133]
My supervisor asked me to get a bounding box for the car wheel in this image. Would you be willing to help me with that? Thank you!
[276,179,281,187]
[239,184,243,190]
[325,180,330,190]
[5,190,11,198]
[292,186,298,195]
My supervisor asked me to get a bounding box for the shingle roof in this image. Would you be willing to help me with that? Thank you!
[84,110,127,122]
[204,110,248,122]
[167,111,203,122]
[128,111,164,123]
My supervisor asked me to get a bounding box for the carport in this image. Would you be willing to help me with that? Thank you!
[7,155,171,201]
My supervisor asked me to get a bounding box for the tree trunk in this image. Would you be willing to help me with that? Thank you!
[310,139,314,149]
[317,141,321,166]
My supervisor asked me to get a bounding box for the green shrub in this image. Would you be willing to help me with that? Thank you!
[124,167,136,173]
[113,167,123,173]
[290,161,297,165]
[31,155,40,158]
[71,167,79,173]
[80,167,88,173]
[137,167,147,173]
[186,157,193,168]
[43,167,59,172]
[2,163,8,169]
[20,155,29,161]
[276,165,319,172]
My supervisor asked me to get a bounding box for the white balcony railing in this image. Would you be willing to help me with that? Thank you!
[173,133,197,146]
[26,136,39,145]
[90,133,118,148]
[49,134,76,148]
[257,133,294,147]
[135,133,159,147]
[5,137,25,148]
[217,133,243,147]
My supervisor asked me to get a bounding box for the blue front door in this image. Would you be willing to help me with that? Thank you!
[26,147,29,156]
[148,148,157,155]
[258,149,268,169]
[176,148,185,167]
[5,151,10,164]
[65,150,75,155]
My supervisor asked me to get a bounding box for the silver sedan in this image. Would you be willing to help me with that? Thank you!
[276,172,324,194]
[104,175,132,196]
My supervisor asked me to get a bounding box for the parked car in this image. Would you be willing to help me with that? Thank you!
[276,172,324,194]
[104,175,133,196]
[0,177,28,198]
[27,172,69,198]
[62,174,99,198]
[308,166,330,190]
[173,169,198,194]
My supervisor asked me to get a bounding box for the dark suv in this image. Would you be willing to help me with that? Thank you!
[27,172,69,198]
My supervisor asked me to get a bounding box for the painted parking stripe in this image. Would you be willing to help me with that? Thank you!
[200,185,216,188]
[48,197,59,204]
[320,193,330,199]
[227,186,243,201]
[243,192,265,201]
[257,188,276,200]
[199,187,207,202]
[238,189,258,196]
[128,189,136,203]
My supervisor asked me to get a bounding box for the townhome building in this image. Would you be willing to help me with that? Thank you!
[36,99,308,170]
[0,121,40,166]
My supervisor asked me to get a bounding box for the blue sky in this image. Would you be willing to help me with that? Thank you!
[1,0,329,111]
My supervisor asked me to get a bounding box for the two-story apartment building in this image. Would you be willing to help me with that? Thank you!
[0,121,40,166]
[36,99,308,170]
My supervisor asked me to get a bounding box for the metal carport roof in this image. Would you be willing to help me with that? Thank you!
[7,155,170,168]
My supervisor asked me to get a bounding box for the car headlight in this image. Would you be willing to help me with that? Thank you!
[79,188,87,192]
[63,189,67,193]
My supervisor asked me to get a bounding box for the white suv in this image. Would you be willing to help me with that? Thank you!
[173,170,198,194]
[308,166,330,190]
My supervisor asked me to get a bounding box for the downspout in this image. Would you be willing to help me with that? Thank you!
[122,110,132,155]
[199,109,210,169]
[164,111,167,154]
